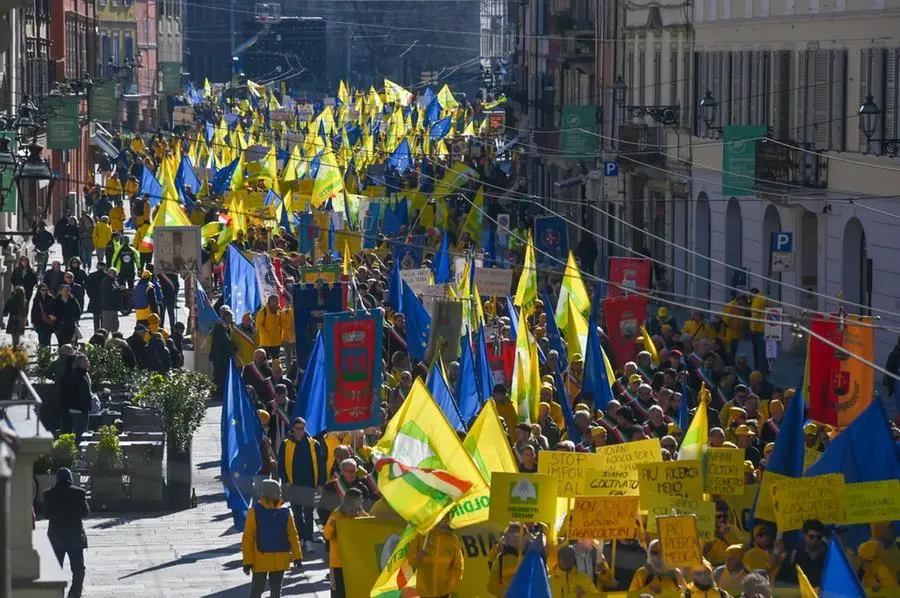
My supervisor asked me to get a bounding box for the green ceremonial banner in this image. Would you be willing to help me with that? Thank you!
[0,131,16,213]
[47,97,81,150]
[160,63,182,93]
[89,78,118,122]
[560,105,597,159]
[722,125,767,196]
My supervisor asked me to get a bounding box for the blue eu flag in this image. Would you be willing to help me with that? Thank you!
[223,245,262,322]
[221,362,264,531]
[401,281,431,362]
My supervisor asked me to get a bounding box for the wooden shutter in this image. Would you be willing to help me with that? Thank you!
[654,44,662,105]
[639,47,647,106]
[796,51,808,141]
[886,48,898,141]
[683,45,692,127]
[830,49,847,151]
[858,49,870,151]
[813,51,830,147]
[720,51,732,127]
[626,46,635,106]
[774,50,790,138]
[670,43,678,107]
[749,51,760,124]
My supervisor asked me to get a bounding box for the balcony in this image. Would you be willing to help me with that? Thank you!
[561,28,595,63]
[754,138,828,191]
[617,123,666,166]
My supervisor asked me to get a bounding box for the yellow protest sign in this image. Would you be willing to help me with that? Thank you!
[489,472,557,525]
[638,460,703,506]
[770,474,846,531]
[644,495,716,542]
[537,451,596,497]
[594,438,662,470]
[843,480,900,525]
[338,516,503,598]
[725,483,759,539]
[658,515,703,568]
[585,468,640,496]
[569,496,640,540]
[705,448,745,495]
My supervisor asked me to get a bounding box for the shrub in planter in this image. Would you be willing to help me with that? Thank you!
[92,425,124,505]
[50,434,78,472]
[134,370,213,508]
[83,343,135,391]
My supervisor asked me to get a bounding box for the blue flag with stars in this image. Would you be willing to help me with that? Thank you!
[221,361,264,531]
[223,245,262,322]
[401,280,431,361]
[427,360,465,432]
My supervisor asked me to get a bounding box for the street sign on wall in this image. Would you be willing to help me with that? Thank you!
[47,96,81,150]
[770,231,794,272]
[89,79,117,122]
[561,105,597,160]
[160,63,182,93]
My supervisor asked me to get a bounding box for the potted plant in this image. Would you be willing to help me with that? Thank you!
[0,343,28,397]
[83,343,133,392]
[91,425,125,506]
[134,370,213,509]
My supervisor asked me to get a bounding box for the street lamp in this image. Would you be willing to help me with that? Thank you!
[858,94,899,156]
[15,142,56,231]
[699,90,719,130]
[612,74,680,127]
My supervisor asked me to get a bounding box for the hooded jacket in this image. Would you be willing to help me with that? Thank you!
[549,565,598,598]
[408,528,465,597]
[241,498,301,573]
[255,304,282,348]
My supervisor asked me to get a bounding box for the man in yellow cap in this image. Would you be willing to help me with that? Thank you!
[620,373,643,404]
[537,402,561,447]
[566,353,584,399]
[734,425,762,467]
[539,383,565,430]
[713,544,749,594]
[871,521,900,578]
[686,559,726,597]
[803,423,820,449]
[586,426,607,452]
[857,538,898,594]
[408,516,465,598]
[650,306,679,336]
[743,524,783,579]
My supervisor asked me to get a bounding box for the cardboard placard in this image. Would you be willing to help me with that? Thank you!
[770,474,846,531]
[705,448,745,496]
[644,495,716,542]
[658,515,703,569]
[400,268,431,295]
[638,460,704,505]
[584,468,640,496]
[843,480,900,525]
[538,451,596,497]
[489,472,557,526]
[569,496,640,540]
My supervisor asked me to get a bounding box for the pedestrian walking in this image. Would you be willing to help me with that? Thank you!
[10,255,38,303]
[241,478,302,598]
[85,262,106,331]
[92,215,112,265]
[43,467,89,598]
[2,286,28,347]
[323,488,369,598]
[78,213,94,268]
[63,354,92,438]
[278,417,325,554]
[100,267,121,333]
[31,283,55,346]
[48,284,82,345]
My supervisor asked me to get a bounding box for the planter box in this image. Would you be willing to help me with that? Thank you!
[91,472,125,508]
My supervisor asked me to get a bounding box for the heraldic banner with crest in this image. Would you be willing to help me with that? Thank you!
[603,295,649,367]
[323,310,384,431]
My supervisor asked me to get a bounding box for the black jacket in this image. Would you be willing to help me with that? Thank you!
[31,292,55,333]
[10,265,38,299]
[126,333,146,363]
[100,275,122,312]
[85,270,106,313]
[47,295,82,333]
[62,367,92,414]
[43,269,65,295]
[43,484,89,549]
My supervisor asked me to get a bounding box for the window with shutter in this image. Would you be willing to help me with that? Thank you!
[885,49,898,143]
[683,46,692,127]
[761,51,772,126]
[693,51,702,135]
[796,50,808,141]
[858,49,871,151]
[871,48,887,146]
[775,50,790,138]
[721,52,732,127]
[731,51,743,125]
[749,51,760,124]
[812,51,830,147]
[654,45,662,105]
[743,50,753,123]
[639,47,647,106]
[626,46,636,105]
[669,44,678,107]
[830,49,847,151]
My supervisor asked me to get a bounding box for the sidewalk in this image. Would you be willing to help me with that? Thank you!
[37,403,331,597]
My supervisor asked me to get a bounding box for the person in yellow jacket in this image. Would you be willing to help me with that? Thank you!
[92,216,113,263]
[279,297,296,367]
[487,523,535,596]
[256,294,282,359]
[408,517,464,597]
[142,313,170,343]
[682,310,718,342]
[871,521,900,579]
[686,559,730,597]
[123,175,139,199]
[241,479,302,598]
[105,172,123,202]
[704,501,745,565]
[712,544,749,595]
[549,545,598,598]
[323,487,369,598]
[108,200,126,233]
[721,294,747,359]
[134,222,153,268]
[742,525,783,580]
[857,539,898,595]
[629,540,687,594]
[748,289,768,375]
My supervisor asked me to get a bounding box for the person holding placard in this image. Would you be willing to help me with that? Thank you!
[407,517,465,598]
[628,539,686,594]
[742,525,783,579]
[487,523,536,596]
[704,501,744,565]
[856,540,898,595]
[549,545,598,597]
[776,519,827,586]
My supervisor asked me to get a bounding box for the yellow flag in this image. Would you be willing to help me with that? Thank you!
[342,241,351,276]
[384,79,413,106]
[641,325,660,366]
[311,149,344,209]
[679,384,709,461]
[564,296,589,364]
[510,325,540,424]
[796,565,818,598]
[461,186,484,242]
[513,232,537,314]
[437,84,458,111]
[555,250,591,325]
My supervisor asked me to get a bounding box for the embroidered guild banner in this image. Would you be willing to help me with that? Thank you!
[324,310,384,431]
